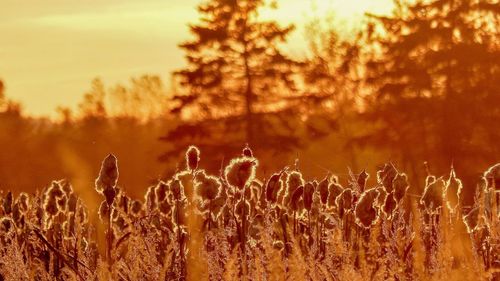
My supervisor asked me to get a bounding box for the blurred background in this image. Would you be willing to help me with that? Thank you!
[0,0,498,206]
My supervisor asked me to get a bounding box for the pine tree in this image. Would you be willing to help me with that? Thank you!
[161,0,302,166]
[362,0,500,189]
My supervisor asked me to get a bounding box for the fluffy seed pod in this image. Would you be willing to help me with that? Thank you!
[303,182,314,211]
[2,191,13,215]
[130,200,143,216]
[444,168,463,212]
[283,171,304,206]
[483,163,500,191]
[393,173,409,203]
[186,145,200,172]
[420,177,445,213]
[266,172,282,204]
[195,170,221,201]
[355,188,380,228]
[16,192,29,213]
[290,185,304,211]
[98,200,110,222]
[336,188,354,217]
[463,207,480,233]
[44,181,65,217]
[145,185,157,211]
[318,176,329,205]
[0,217,15,240]
[327,182,343,207]
[377,163,398,193]
[95,154,119,194]
[224,157,258,190]
[242,144,253,157]
[383,193,397,218]
[357,170,369,191]
[171,179,184,201]
[155,181,169,203]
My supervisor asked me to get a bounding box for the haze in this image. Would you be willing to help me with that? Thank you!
[0,0,393,117]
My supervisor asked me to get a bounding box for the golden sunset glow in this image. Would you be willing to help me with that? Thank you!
[0,0,393,117]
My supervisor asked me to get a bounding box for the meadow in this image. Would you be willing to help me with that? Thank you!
[0,146,498,281]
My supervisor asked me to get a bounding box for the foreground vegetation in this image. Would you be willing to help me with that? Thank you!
[0,146,498,280]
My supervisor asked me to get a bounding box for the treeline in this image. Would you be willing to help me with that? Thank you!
[0,0,499,200]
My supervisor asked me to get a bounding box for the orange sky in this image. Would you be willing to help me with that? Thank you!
[0,0,393,117]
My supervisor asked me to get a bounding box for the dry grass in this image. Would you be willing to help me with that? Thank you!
[0,146,498,280]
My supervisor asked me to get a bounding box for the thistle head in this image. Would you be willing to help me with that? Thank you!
[2,191,13,215]
[171,178,185,201]
[420,177,445,213]
[444,168,463,212]
[242,144,253,157]
[336,188,354,217]
[303,182,314,211]
[483,163,499,191]
[44,181,65,217]
[354,188,380,228]
[393,173,409,203]
[155,181,170,203]
[98,200,110,222]
[327,181,344,208]
[290,185,304,211]
[186,145,200,172]
[224,156,258,190]
[195,170,221,201]
[318,176,329,205]
[377,163,398,193]
[357,170,369,191]
[95,154,119,206]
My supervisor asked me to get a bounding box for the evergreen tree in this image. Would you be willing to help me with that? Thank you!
[362,0,500,189]
[161,0,302,167]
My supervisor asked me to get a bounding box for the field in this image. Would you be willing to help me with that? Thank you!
[0,146,498,281]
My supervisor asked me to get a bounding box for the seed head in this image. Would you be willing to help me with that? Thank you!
[98,200,110,222]
[145,185,157,211]
[171,179,185,201]
[303,182,314,211]
[377,163,398,193]
[444,168,463,212]
[483,163,500,191]
[327,182,343,208]
[420,177,445,213]
[242,144,253,157]
[195,170,221,201]
[357,170,369,191]
[2,191,13,215]
[44,181,65,217]
[290,185,304,211]
[355,188,380,228]
[155,181,169,203]
[224,156,258,190]
[336,188,354,217]
[283,171,304,206]
[95,154,119,193]
[96,154,119,206]
[265,172,282,204]
[186,145,200,172]
[393,173,409,203]
[318,176,329,205]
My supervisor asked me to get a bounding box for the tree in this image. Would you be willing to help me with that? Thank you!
[302,18,365,169]
[161,0,303,167]
[361,0,500,190]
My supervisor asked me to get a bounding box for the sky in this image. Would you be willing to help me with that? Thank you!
[0,0,393,117]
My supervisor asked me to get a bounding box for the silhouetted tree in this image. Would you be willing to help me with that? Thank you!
[302,18,365,169]
[361,0,500,191]
[161,0,303,167]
